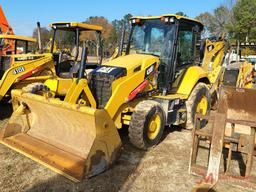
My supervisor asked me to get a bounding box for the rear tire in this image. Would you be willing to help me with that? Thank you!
[185,83,211,129]
[128,100,165,150]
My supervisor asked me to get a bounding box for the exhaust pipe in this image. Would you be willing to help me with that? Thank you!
[37,22,42,53]
[118,22,126,57]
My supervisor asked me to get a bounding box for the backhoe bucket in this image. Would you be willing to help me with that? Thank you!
[0,90,121,182]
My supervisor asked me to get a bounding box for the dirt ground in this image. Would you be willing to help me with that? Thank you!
[0,103,255,192]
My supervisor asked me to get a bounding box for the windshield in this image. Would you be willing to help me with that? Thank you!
[54,30,76,50]
[129,19,175,57]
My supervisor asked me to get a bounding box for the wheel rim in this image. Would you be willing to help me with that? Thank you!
[196,96,208,115]
[147,113,161,140]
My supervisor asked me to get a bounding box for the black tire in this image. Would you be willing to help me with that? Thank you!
[185,83,211,129]
[22,83,52,96]
[128,100,165,150]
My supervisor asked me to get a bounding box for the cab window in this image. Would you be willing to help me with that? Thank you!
[177,29,194,66]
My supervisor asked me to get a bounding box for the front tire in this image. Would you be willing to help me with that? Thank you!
[128,100,165,150]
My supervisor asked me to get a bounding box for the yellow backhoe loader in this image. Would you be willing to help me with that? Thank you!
[1,14,226,182]
[0,34,56,101]
[222,42,255,89]
[0,22,103,103]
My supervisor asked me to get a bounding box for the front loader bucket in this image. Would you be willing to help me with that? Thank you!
[0,90,121,182]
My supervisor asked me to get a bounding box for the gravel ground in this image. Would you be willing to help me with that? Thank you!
[0,104,255,192]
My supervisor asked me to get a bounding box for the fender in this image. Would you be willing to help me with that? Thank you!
[177,66,210,96]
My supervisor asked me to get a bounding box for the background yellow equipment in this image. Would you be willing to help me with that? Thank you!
[0,22,103,104]
[190,42,256,191]
[1,14,226,181]
[0,34,56,102]
[222,42,255,89]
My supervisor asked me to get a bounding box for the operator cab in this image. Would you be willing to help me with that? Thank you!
[50,22,103,78]
[0,34,37,78]
[127,15,203,93]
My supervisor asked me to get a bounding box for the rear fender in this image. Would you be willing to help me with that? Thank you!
[177,66,210,97]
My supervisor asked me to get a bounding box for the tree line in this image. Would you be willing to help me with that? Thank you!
[196,0,256,42]
[32,0,256,56]
[32,14,132,56]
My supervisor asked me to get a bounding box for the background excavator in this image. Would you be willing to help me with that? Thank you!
[0,14,226,182]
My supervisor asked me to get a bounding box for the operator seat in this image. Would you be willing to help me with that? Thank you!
[59,46,82,78]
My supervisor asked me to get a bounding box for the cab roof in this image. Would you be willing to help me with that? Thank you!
[0,34,36,42]
[50,22,103,32]
[131,14,203,29]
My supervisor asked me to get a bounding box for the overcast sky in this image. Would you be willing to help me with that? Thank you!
[1,0,224,36]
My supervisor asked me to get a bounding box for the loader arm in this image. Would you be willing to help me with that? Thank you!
[63,79,97,108]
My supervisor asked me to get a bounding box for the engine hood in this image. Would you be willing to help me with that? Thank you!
[104,54,159,75]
